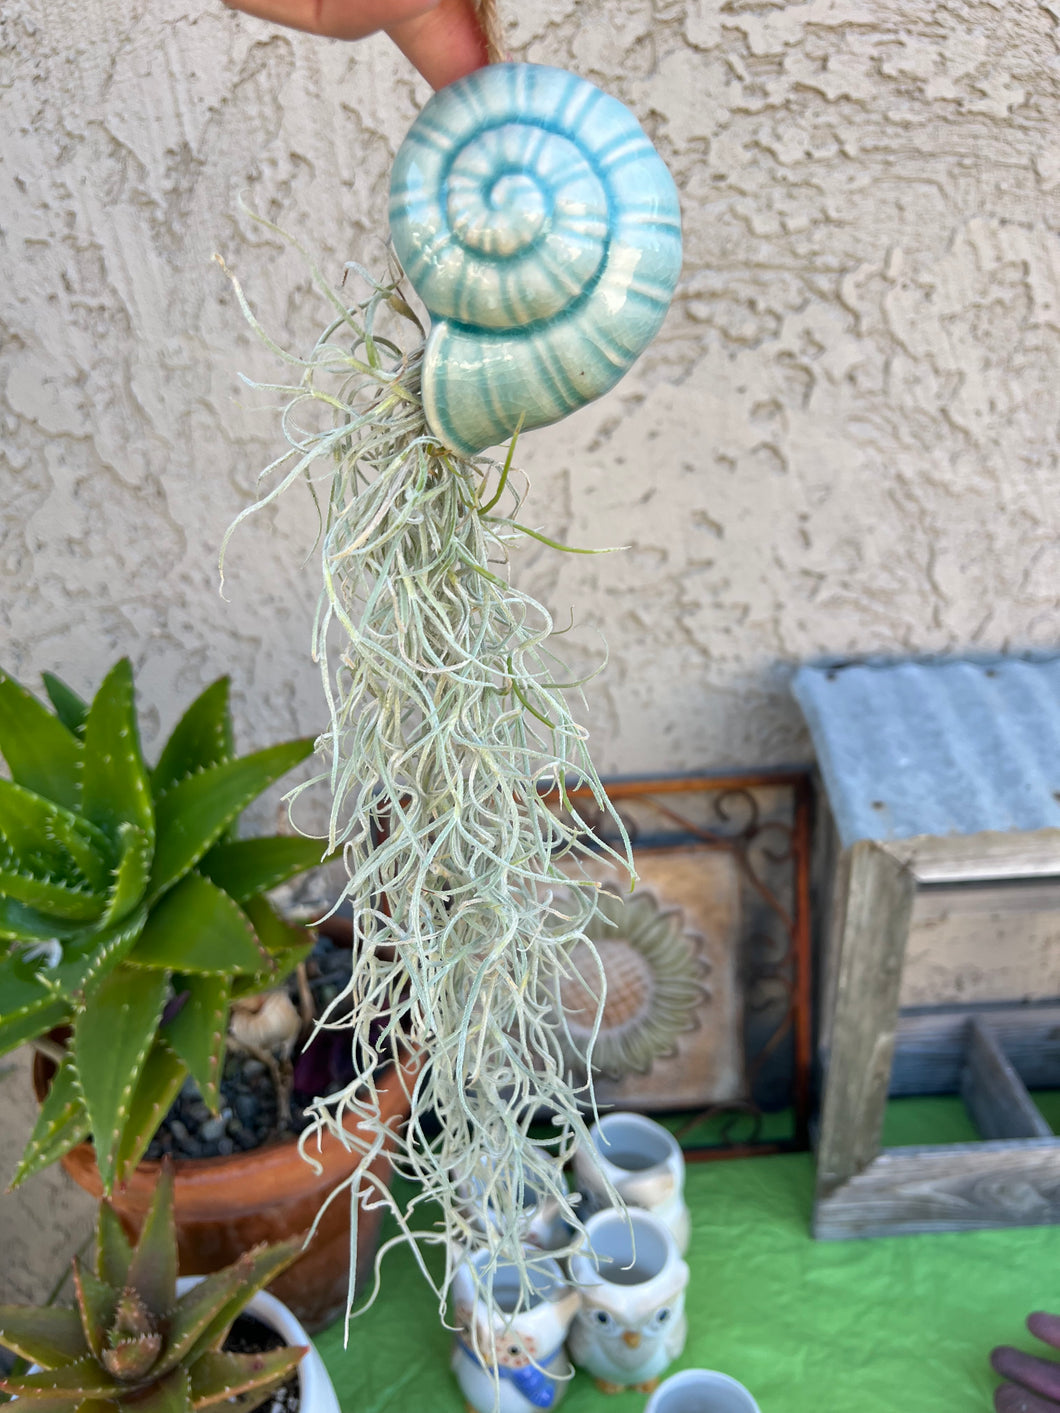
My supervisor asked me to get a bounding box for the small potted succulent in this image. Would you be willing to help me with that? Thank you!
[0,1164,339,1413]
[0,659,411,1330]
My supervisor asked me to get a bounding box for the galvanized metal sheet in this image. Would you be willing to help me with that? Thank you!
[792,657,1060,847]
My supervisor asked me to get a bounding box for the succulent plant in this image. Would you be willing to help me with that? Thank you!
[0,1165,307,1413]
[0,659,325,1192]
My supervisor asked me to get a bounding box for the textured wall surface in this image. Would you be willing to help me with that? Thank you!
[2,0,1059,780]
[1,0,1059,1292]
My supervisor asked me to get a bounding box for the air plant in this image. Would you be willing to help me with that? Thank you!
[218,232,630,1324]
[0,1165,306,1413]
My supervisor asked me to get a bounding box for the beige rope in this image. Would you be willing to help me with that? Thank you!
[473,0,507,64]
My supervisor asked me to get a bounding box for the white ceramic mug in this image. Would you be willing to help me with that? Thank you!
[568,1207,689,1394]
[449,1251,580,1413]
[574,1112,690,1254]
[645,1369,762,1413]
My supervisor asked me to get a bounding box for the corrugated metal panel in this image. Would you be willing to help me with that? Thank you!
[792,657,1060,848]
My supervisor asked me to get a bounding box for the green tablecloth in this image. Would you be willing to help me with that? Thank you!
[314,1099,1060,1412]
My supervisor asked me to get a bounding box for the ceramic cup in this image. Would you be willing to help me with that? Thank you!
[567,1207,689,1394]
[644,1369,762,1413]
[449,1251,580,1413]
[454,1161,572,1252]
[574,1112,690,1254]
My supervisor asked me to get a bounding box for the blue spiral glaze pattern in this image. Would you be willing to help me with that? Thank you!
[390,63,683,457]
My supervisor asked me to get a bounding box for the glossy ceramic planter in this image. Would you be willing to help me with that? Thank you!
[34,1049,414,1333]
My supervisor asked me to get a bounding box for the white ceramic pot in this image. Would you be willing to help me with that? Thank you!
[574,1112,690,1254]
[567,1207,689,1394]
[644,1369,762,1413]
[176,1277,339,1413]
[449,1251,580,1413]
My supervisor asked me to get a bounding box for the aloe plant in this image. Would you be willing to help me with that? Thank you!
[0,659,325,1193]
[0,1165,306,1413]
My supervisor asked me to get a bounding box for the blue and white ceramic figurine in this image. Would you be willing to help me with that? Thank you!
[568,1208,690,1395]
[450,1252,581,1413]
[574,1112,691,1254]
[389,62,683,457]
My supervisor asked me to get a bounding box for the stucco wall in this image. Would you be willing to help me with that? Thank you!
[3,0,1058,779]
[1,0,1059,1295]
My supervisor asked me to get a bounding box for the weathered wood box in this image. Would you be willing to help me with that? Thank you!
[794,656,1060,1239]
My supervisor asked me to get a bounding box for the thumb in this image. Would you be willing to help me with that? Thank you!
[387,0,491,89]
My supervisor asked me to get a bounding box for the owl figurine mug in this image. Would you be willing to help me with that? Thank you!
[568,1207,690,1395]
[450,1252,580,1413]
[574,1112,691,1255]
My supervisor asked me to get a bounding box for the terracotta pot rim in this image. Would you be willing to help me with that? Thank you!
[33,1046,418,1206]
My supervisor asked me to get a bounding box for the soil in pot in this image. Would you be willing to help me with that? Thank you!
[144,929,379,1162]
[224,1313,301,1413]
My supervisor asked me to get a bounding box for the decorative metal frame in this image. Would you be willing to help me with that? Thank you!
[552,771,814,1162]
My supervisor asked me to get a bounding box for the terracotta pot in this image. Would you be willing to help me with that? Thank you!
[33,1049,415,1334]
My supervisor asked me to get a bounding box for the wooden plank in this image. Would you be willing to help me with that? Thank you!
[882,829,1060,884]
[913,877,1060,920]
[814,1139,1060,1239]
[960,1020,1053,1141]
[887,1004,1060,1096]
[815,841,916,1197]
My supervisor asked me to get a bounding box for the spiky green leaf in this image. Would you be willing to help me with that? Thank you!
[134,875,267,977]
[159,975,229,1110]
[111,1043,187,1187]
[97,825,152,931]
[237,896,308,959]
[188,1349,304,1409]
[228,898,312,1000]
[71,1262,117,1363]
[147,741,314,903]
[0,780,111,894]
[196,837,325,905]
[0,1306,90,1368]
[116,1367,190,1413]
[102,1335,162,1384]
[2,1357,122,1399]
[80,662,154,847]
[0,1397,87,1413]
[42,674,88,740]
[0,899,82,946]
[0,672,82,813]
[0,951,69,1059]
[71,965,169,1194]
[9,1058,90,1190]
[42,908,148,1005]
[122,1165,177,1320]
[150,1274,245,1381]
[150,681,233,798]
[160,1239,303,1372]
[95,1205,133,1292]
[0,871,105,924]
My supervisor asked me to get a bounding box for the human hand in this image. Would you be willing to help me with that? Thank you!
[220,0,493,89]
[992,1313,1060,1411]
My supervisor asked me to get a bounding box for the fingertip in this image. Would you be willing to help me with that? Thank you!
[387,0,490,90]
[993,1347,1023,1377]
[1028,1312,1060,1347]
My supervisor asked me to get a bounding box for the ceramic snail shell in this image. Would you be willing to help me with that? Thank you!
[389,63,683,458]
